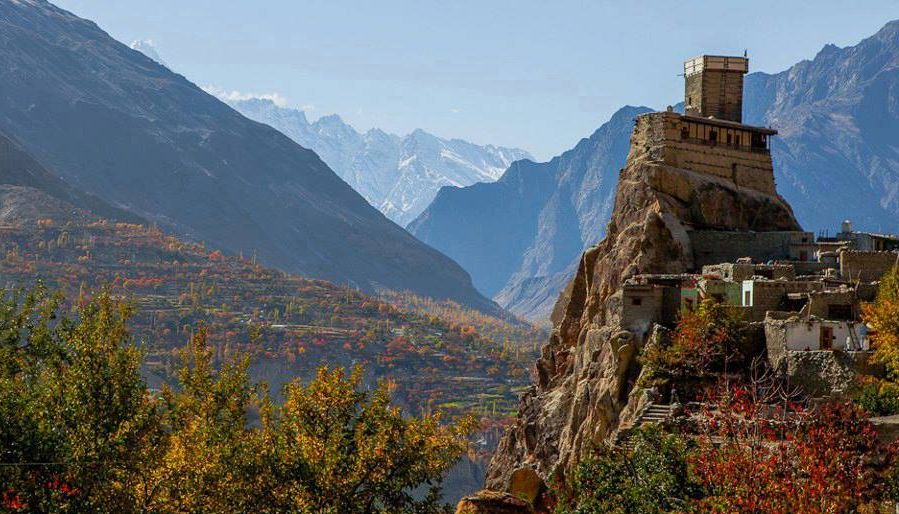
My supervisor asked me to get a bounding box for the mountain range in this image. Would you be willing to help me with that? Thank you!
[412,20,899,320]
[0,0,497,314]
[229,98,531,226]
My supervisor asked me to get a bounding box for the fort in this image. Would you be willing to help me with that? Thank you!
[462,54,899,514]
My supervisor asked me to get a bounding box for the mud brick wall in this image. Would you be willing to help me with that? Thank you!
[840,251,899,282]
[636,112,776,195]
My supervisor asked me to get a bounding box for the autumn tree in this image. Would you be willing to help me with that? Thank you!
[863,264,899,378]
[691,387,891,513]
[138,326,268,513]
[264,366,476,513]
[0,287,475,513]
[642,299,745,390]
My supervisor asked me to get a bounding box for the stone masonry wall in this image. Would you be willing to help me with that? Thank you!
[691,231,808,268]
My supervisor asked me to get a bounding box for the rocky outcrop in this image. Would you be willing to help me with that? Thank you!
[483,111,801,496]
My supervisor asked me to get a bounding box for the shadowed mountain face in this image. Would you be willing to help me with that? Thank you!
[0,129,141,224]
[230,98,532,226]
[409,106,652,320]
[0,0,498,313]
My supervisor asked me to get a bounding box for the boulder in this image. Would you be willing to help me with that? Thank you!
[508,466,543,504]
[455,490,534,514]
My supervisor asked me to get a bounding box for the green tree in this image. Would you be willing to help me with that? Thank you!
[557,425,699,514]
[0,286,158,513]
[0,287,474,513]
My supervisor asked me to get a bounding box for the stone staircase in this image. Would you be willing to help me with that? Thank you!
[614,402,675,451]
[637,403,675,426]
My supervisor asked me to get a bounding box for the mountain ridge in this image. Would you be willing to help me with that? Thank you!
[230,98,532,226]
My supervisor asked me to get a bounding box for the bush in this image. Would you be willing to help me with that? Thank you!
[854,379,899,416]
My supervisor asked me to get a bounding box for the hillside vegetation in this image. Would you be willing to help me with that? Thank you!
[0,193,540,423]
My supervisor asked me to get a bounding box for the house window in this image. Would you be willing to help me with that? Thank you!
[680,127,688,140]
[631,297,642,306]
[800,250,809,261]
[744,291,751,306]
[828,304,853,320]
[709,130,717,144]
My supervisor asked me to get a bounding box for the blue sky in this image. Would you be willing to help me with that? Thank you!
[55,0,899,159]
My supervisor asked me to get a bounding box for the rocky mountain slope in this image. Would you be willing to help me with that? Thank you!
[409,106,651,320]
[0,0,497,313]
[744,19,899,234]
[483,110,800,501]
[230,98,531,226]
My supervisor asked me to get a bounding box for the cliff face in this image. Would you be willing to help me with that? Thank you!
[484,111,801,494]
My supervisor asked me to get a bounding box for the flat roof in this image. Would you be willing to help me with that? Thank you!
[684,55,749,76]
[681,114,778,135]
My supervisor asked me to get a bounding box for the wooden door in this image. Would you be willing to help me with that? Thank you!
[820,326,834,350]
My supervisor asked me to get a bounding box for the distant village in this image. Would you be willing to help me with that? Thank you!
[621,223,897,373]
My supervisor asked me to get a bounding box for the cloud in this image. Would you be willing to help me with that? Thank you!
[202,85,289,108]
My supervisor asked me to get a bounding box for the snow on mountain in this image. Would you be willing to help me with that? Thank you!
[229,98,532,226]
[129,39,167,67]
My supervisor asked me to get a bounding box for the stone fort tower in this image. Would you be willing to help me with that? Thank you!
[684,54,748,123]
